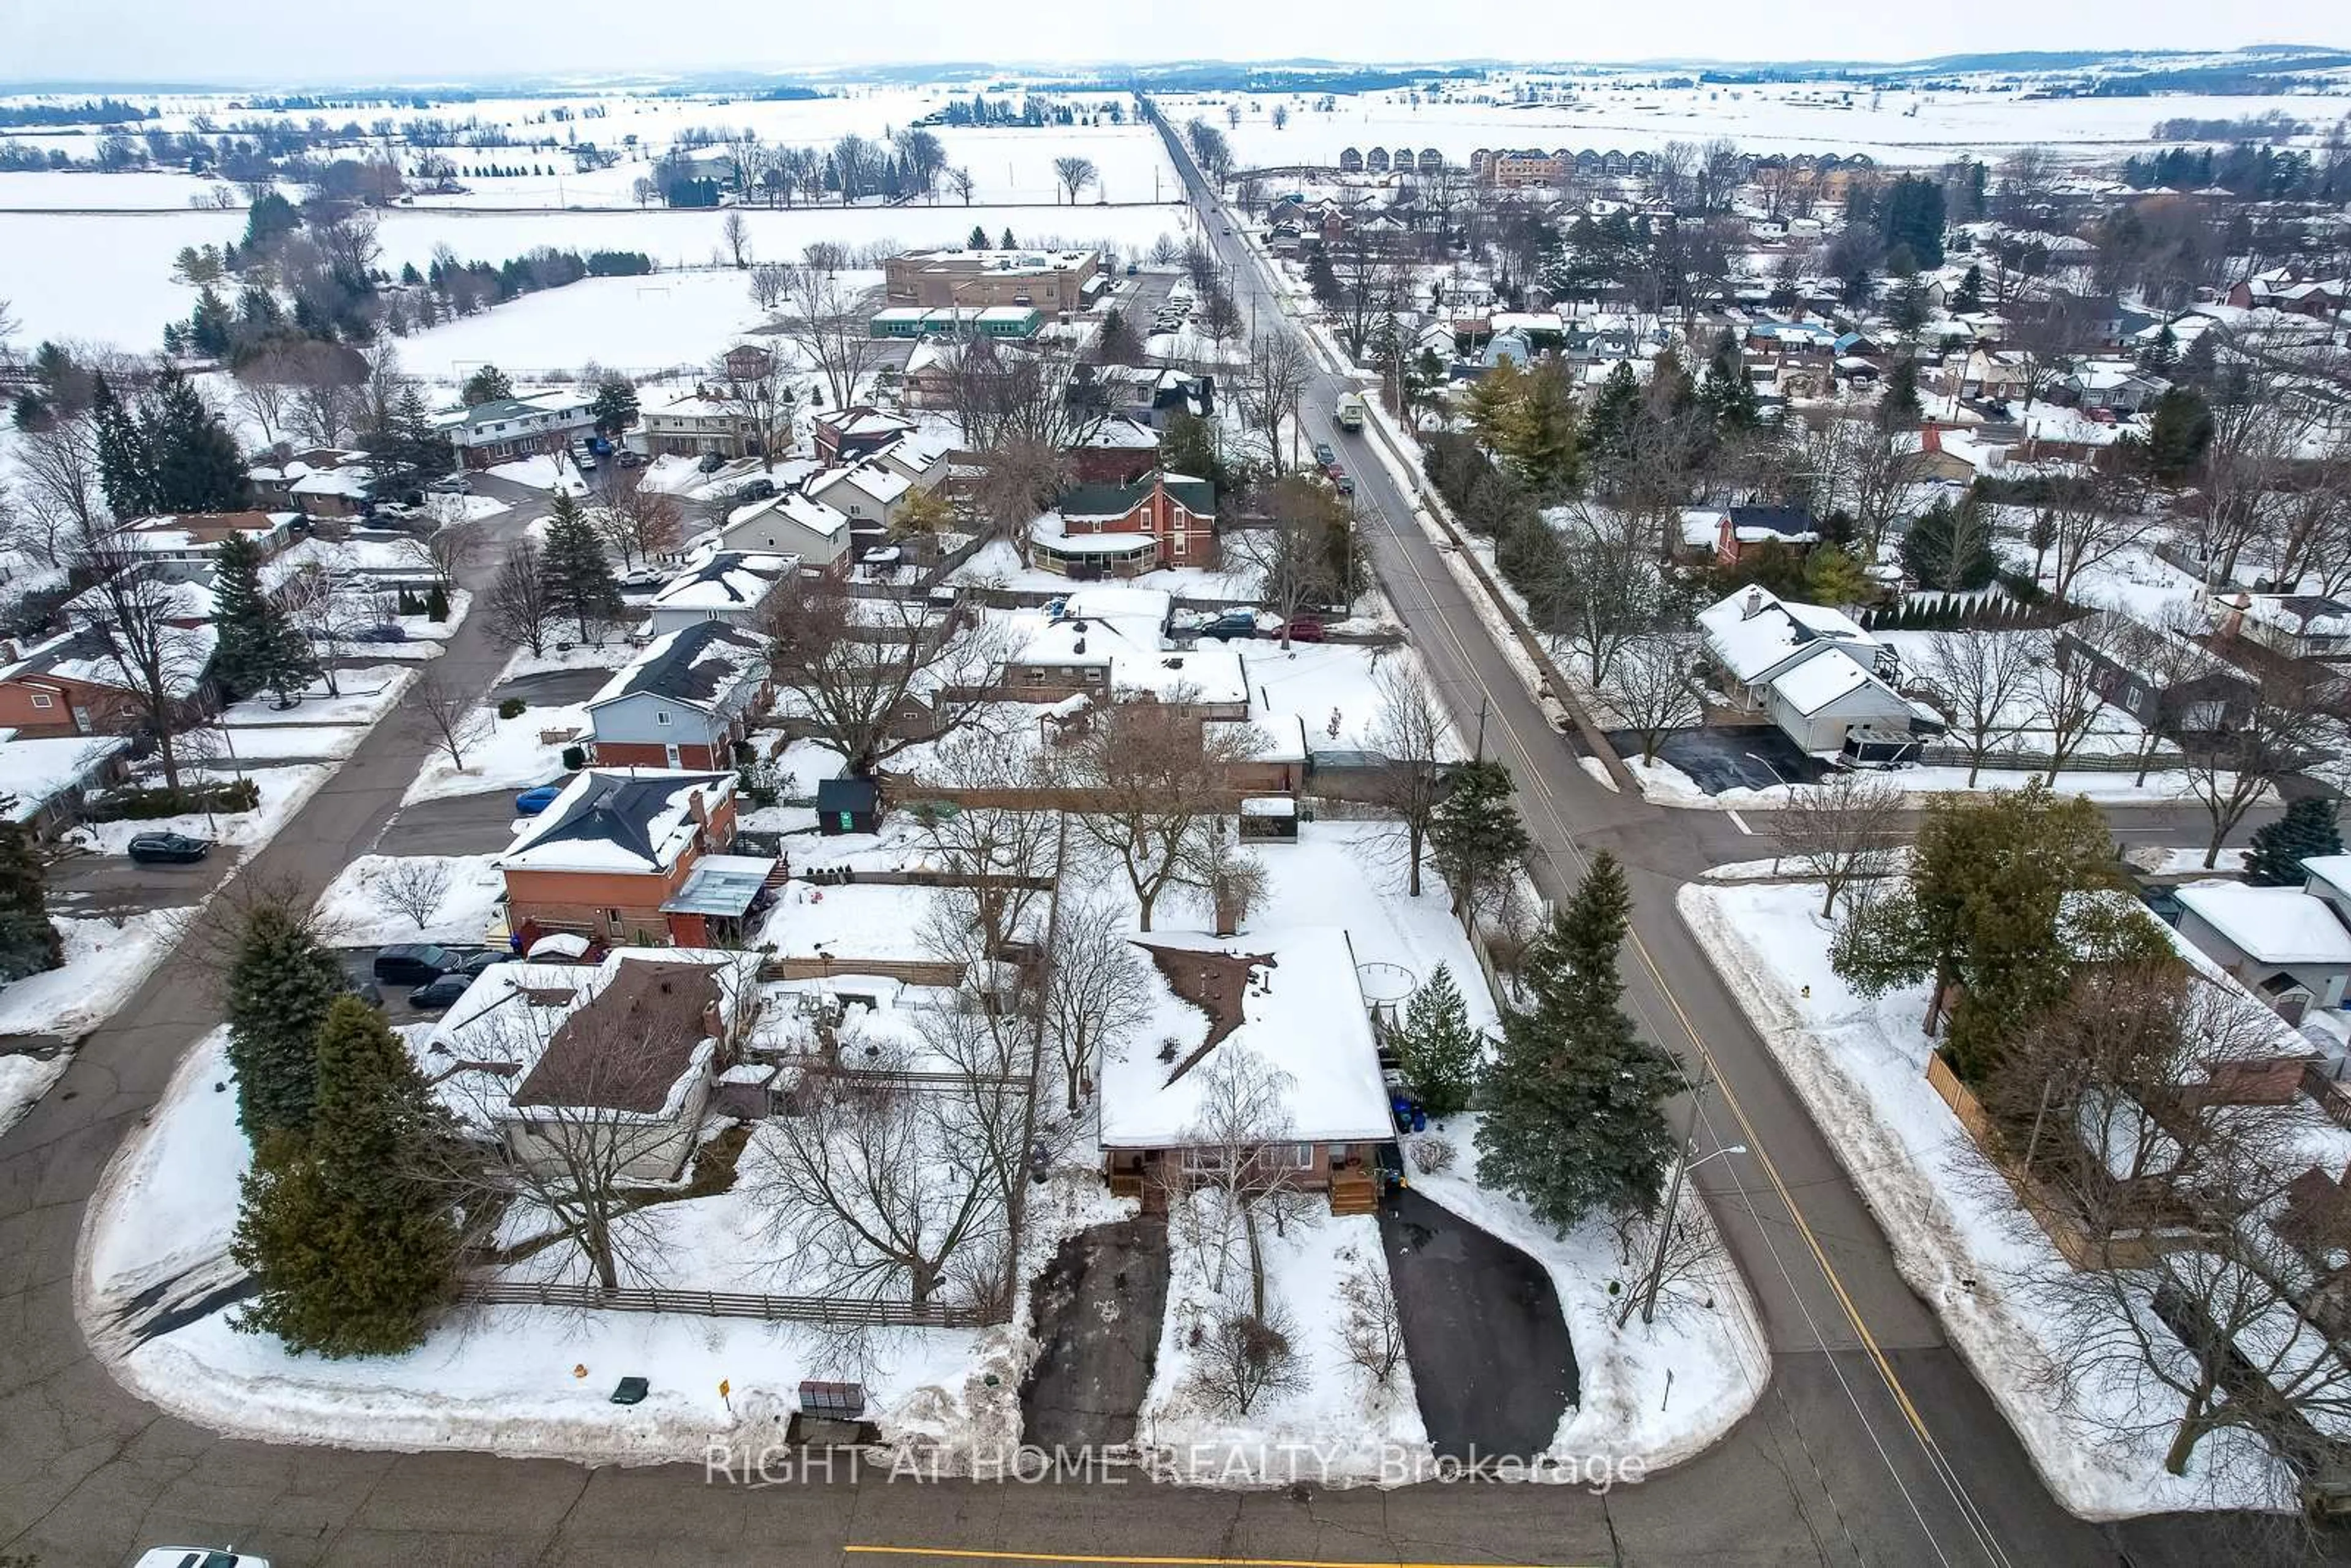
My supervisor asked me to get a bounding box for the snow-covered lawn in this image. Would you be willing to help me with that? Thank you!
[313,853,506,948]
[1413,1115,1769,1472]
[69,763,333,857]
[201,724,368,762]
[84,1026,244,1307]
[1677,878,2290,1516]
[2126,846,2249,877]
[488,454,591,496]
[498,639,639,681]
[402,702,585,806]
[1142,1196,1430,1483]
[1239,642,1430,752]
[0,909,184,1046]
[219,666,416,729]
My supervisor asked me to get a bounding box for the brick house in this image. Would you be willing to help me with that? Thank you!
[1029,471,1217,578]
[113,511,300,582]
[587,621,773,771]
[497,769,748,946]
[811,405,915,466]
[1714,504,1821,565]
[0,620,217,738]
[883,247,1100,316]
[639,388,765,459]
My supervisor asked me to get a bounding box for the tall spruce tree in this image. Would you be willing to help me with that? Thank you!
[538,491,623,642]
[232,997,457,1357]
[1396,964,1482,1118]
[0,807,64,981]
[139,368,250,513]
[91,371,156,517]
[1476,852,1679,1229]
[1429,758,1530,920]
[2246,797,2342,887]
[224,902,350,1139]
[361,384,457,501]
[212,532,318,704]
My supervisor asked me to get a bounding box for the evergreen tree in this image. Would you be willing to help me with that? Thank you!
[1951,263,1984,315]
[2139,388,2211,486]
[1476,852,1678,1230]
[1429,758,1529,919]
[1877,174,1947,268]
[1900,495,1997,591]
[212,532,320,704]
[588,373,639,437]
[2137,324,2178,375]
[1877,354,1923,427]
[538,491,623,641]
[1801,544,1871,606]
[91,372,156,517]
[459,363,513,407]
[1581,359,1640,467]
[1499,360,1580,490]
[2246,797,2343,887]
[1396,964,1482,1118]
[223,902,350,1139]
[139,368,250,513]
[0,808,63,982]
[1699,328,1758,432]
[231,997,457,1357]
[360,384,457,501]
[967,223,989,250]
[1000,226,1017,250]
[1303,249,1341,309]
[241,190,298,252]
[1461,358,1524,446]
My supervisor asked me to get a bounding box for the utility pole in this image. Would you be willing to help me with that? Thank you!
[1630,1052,1711,1329]
[1473,696,1489,761]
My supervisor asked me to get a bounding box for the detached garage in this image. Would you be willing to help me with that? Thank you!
[1766,648,1919,756]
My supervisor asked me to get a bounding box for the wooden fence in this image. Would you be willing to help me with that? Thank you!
[1911,744,2170,775]
[454,1276,989,1327]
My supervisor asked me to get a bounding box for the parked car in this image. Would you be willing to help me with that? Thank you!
[514,783,566,816]
[697,451,728,473]
[127,831,212,865]
[407,973,473,1011]
[372,501,424,522]
[732,477,777,504]
[134,1550,271,1568]
[1199,611,1261,642]
[426,475,470,495]
[1281,617,1327,643]
[373,943,459,986]
[1334,473,1356,497]
[1312,441,1338,468]
[614,449,647,468]
[456,950,516,977]
[354,623,408,642]
[620,569,665,591]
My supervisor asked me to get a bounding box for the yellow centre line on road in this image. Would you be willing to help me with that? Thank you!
[844,1549,1581,1568]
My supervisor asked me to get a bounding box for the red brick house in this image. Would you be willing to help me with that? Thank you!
[498,769,771,947]
[1029,471,1217,578]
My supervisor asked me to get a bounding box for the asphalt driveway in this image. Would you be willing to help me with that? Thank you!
[1378,1187,1577,1461]
[1609,725,1831,795]
[1021,1217,1169,1452]
[374,791,534,857]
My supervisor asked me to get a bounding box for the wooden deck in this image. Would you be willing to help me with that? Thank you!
[1329,1170,1378,1215]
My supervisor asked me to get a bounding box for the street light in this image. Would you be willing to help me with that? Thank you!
[1742,749,1793,791]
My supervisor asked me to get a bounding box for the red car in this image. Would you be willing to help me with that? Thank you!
[1282,617,1327,643]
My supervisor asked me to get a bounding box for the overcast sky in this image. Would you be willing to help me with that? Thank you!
[3,0,2342,84]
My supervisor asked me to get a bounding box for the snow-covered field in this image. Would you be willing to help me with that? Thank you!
[313,853,506,947]
[1167,83,2351,171]
[1678,877,2290,1516]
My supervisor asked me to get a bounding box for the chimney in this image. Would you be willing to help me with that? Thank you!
[686,789,708,825]
[1741,586,1764,621]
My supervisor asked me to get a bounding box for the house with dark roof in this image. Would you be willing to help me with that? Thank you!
[497,767,748,946]
[436,391,596,468]
[1714,504,1821,566]
[643,550,795,636]
[587,621,773,770]
[1029,470,1217,578]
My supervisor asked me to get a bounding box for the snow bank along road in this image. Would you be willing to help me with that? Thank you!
[0,187,2294,1568]
[1153,102,2306,1568]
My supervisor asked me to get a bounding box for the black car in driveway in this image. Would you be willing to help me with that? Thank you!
[373,943,459,986]
[126,832,212,865]
[407,973,473,1011]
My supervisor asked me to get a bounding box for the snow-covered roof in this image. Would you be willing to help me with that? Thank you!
[1769,646,1895,718]
[1697,587,1877,686]
[0,732,127,819]
[498,768,733,876]
[646,550,793,613]
[726,490,849,541]
[1002,588,1247,705]
[0,623,216,702]
[808,460,912,509]
[1100,926,1390,1149]
[2177,882,2351,969]
[588,621,769,713]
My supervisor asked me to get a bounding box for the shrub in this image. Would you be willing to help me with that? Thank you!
[560,744,587,771]
[1408,1133,1456,1175]
[88,777,261,822]
[498,697,527,720]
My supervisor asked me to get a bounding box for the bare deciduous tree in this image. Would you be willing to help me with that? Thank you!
[1334,1253,1407,1390]
[1051,156,1097,204]
[777,264,881,413]
[1914,630,2036,786]
[2177,659,2328,869]
[10,414,105,566]
[1052,691,1263,931]
[1772,770,1905,917]
[747,261,791,312]
[483,539,555,658]
[719,208,752,269]
[375,859,451,929]
[411,670,481,770]
[65,544,210,791]
[1187,1300,1307,1418]
[1366,659,1449,898]
[1040,893,1152,1114]
[764,577,1009,777]
[705,343,798,472]
[594,484,683,574]
[1598,634,1702,763]
[1239,329,1314,473]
